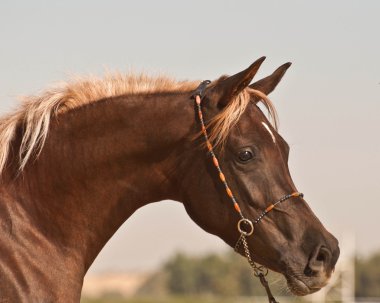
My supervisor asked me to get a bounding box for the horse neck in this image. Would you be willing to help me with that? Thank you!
[2,92,195,298]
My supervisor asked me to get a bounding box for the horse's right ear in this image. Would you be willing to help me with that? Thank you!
[249,62,292,95]
[211,57,266,108]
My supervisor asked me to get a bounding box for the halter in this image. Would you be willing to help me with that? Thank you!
[192,80,304,303]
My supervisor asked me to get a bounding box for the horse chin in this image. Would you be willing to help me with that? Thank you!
[285,276,321,296]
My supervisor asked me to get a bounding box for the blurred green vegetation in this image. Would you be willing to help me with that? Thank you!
[82,249,380,302]
[80,252,291,303]
[355,252,380,297]
[138,252,287,297]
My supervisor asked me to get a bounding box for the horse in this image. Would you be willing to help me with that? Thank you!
[0,57,339,302]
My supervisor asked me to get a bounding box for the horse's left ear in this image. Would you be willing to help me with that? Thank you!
[249,62,292,95]
[213,56,266,108]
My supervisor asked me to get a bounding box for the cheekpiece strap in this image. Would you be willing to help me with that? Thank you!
[191,80,211,99]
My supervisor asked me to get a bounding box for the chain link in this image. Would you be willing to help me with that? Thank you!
[235,233,269,277]
[235,232,279,303]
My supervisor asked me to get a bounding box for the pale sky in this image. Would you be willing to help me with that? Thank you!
[0,1,379,273]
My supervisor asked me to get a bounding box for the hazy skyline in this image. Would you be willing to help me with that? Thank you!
[0,1,379,273]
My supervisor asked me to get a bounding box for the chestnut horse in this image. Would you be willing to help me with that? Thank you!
[0,57,339,302]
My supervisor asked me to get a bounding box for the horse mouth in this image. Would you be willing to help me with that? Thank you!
[286,276,321,296]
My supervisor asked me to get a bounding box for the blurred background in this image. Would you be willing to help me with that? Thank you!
[0,1,379,302]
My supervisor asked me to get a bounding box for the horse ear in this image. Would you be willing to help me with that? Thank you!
[213,56,266,108]
[249,62,291,95]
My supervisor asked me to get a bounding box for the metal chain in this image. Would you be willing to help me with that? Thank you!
[236,234,279,303]
[235,233,268,277]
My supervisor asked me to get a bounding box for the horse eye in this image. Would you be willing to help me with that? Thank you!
[238,150,254,162]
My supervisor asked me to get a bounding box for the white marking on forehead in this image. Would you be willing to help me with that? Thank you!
[261,122,276,144]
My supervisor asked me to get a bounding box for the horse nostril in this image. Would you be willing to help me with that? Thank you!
[305,246,332,277]
[316,248,328,262]
[304,266,314,277]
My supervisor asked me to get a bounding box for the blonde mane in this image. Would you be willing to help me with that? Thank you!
[0,73,198,174]
[207,87,278,149]
[0,72,277,174]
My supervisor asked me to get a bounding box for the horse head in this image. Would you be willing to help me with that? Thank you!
[180,57,339,296]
